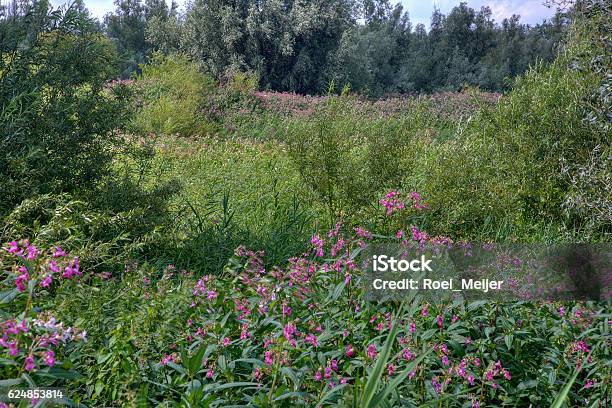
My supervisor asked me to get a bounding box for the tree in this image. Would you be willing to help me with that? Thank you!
[0,0,131,215]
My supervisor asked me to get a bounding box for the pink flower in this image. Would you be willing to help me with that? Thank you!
[240,324,251,340]
[584,379,594,389]
[421,307,429,317]
[206,368,214,378]
[310,234,324,257]
[305,333,318,348]
[160,354,175,365]
[367,344,377,359]
[354,227,372,240]
[432,376,442,394]
[15,269,29,292]
[206,290,217,300]
[40,275,53,288]
[387,364,395,375]
[8,341,18,356]
[436,315,443,328]
[324,366,332,379]
[467,374,475,386]
[53,247,66,258]
[402,348,414,361]
[441,355,449,366]
[409,322,416,333]
[314,370,322,381]
[380,191,406,215]
[264,351,274,366]
[222,337,231,347]
[63,257,81,279]
[26,244,40,260]
[346,344,355,358]
[328,359,338,372]
[24,355,35,371]
[282,302,292,317]
[44,350,55,366]
[283,323,296,341]
[5,241,22,255]
[48,261,60,273]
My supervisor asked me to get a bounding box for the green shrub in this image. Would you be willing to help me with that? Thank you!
[418,19,609,241]
[132,53,216,136]
[286,87,436,225]
[0,6,131,216]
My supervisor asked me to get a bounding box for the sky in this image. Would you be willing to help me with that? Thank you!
[50,0,558,27]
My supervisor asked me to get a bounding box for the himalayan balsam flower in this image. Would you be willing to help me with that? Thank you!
[24,355,35,371]
[330,359,338,372]
[324,366,332,379]
[305,333,318,348]
[367,344,377,359]
[53,247,66,258]
[6,241,22,255]
[432,376,442,394]
[310,234,324,257]
[346,344,355,358]
[264,351,274,366]
[44,350,55,366]
[222,337,231,347]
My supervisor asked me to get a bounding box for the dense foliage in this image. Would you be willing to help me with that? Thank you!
[101,0,569,95]
[0,0,129,215]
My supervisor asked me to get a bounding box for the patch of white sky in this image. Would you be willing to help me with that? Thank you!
[50,0,558,28]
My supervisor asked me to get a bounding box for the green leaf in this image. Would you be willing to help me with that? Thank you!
[504,334,513,350]
[273,391,308,401]
[551,352,591,408]
[0,377,23,386]
[361,303,404,408]
[317,383,348,405]
[331,281,346,301]
[0,288,18,304]
[550,368,580,408]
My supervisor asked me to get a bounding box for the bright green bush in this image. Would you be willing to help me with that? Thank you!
[286,88,437,225]
[132,53,216,137]
[417,15,610,241]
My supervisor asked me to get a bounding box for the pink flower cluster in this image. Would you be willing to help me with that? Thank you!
[380,190,428,216]
[1,314,86,373]
[3,240,81,293]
